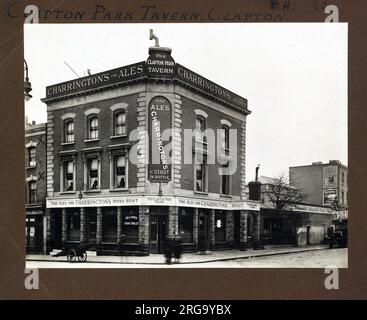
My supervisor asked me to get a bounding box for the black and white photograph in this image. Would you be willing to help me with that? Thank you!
[24,23,347,269]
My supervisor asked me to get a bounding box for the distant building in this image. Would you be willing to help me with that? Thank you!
[289,160,348,208]
[247,175,333,246]
[25,121,47,253]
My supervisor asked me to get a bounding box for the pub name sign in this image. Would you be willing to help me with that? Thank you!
[44,55,247,111]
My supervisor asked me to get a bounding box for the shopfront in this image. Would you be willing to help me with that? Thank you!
[46,195,260,255]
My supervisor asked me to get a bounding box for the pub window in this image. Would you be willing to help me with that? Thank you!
[88,116,99,140]
[122,208,139,243]
[28,147,36,167]
[114,155,127,189]
[67,210,80,241]
[214,210,226,242]
[195,159,207,192]
[342,172,345,184]
[221,125,230,151]
[63,160,74,191]
[64,119,74,143]
[28,181,37,204]
[88,158,99,190]
[179,208,194,243]
[114,110,126,136]
[195,116,206,142]
[102,208,117,243]
[221,163,230,195]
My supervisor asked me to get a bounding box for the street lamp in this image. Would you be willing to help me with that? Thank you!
[24,59,32,101]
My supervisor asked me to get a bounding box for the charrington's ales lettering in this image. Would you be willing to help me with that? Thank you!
[46,62,145,98]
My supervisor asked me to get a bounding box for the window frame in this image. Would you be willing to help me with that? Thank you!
[114,110,127,137]
[28,146,36,167]
[220,163,231,196]
[64,119,75,143]
[109,149,129,190]
[28,180,37,204]
[194,155,207,193]
[62,159,75,192]
[87,115,99,140]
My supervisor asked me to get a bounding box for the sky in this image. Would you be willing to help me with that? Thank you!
[24,23,348,182]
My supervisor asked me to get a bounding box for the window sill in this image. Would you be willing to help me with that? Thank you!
[110,135,127,139]
[61,142,75,146]
[85,190,101,193]
[220,194,232,198]
[109,188,130,192]
[194,191,209,195]
[84,139,99,143]
[26,166,37,170]
[60,191,76,195]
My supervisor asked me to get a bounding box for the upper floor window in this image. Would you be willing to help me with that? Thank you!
[221,163,230,195]
[342,172,345,184]
[114,155,127,189]
[88,116,99,140]
[64,120,74,143]
[195,116,206,142]
[222,125,230,150]
[28,181,37,204]
[28,147,36,167]
[195,159,207,192]
[114,111,126,136]
[63,160,75,192]
[88,158,99,190]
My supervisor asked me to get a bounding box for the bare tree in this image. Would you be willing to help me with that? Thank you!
[264,172,306,212]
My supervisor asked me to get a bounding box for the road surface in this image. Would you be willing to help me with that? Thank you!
[26,248,347,268]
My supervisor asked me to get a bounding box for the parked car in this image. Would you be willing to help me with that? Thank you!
[327,219,348,248]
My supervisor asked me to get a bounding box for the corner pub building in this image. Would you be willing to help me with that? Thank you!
[42,39,260,256]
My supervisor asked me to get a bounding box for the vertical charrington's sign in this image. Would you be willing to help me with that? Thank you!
[148,96,172,182]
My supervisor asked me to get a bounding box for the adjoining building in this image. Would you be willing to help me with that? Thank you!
[25,121,47,254]
[289,160,348,209]
[41,40,260,255]
[247,174,333,246]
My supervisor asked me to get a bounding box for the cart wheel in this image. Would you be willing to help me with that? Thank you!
[67,249,77,263]
[78,251,87,262]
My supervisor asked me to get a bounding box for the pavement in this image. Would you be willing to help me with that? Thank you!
[26,244,330,265]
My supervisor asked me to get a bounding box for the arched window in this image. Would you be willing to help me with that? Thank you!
[221,125,230,151]
[88,116,99,140]
[64,119,74,143]
[114,110,126,136]
[195,115,206,142]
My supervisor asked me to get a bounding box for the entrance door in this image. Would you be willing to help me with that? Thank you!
[198,210,209,251]
[150,213,167,254]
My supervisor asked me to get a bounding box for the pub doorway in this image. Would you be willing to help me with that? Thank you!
[150,207,168,254]
[198,209,209,252]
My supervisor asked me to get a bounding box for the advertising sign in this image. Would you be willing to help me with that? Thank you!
[323,189,338,206]
[323,165,338,188]
[148,96,172,182]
